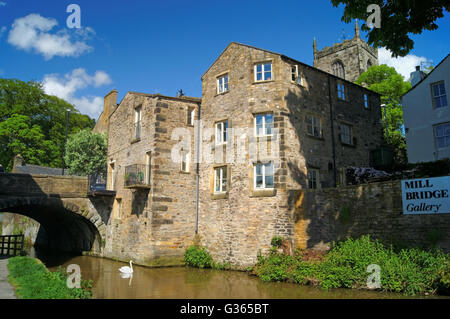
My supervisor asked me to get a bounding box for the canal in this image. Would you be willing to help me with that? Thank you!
[25,247,445,299]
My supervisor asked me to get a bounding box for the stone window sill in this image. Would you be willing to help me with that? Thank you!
[215,90,230,97]
[250,188,277,198]
[252,80,274,85]
[306,134,325,141]
[130,138,141,144]
[340,142,356,148]
[211,192,228,200]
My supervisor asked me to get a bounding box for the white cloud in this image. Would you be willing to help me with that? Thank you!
[378,48,433,80]
[7,13,93,60]
[0,2,6,7]
[42,69,112,119]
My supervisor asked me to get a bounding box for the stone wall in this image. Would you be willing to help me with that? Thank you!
[289,181,450,253]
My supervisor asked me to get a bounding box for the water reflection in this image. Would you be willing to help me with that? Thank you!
[37,255,445,299]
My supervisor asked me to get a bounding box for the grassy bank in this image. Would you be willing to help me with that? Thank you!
[185,236,450,296]
[7,256,92,299]
[252,235,450,296]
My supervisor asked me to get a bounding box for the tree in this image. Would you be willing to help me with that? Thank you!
[0,78,95,170]
[331,0,450,57]
[355,64,411,165]
[64,129,107,176]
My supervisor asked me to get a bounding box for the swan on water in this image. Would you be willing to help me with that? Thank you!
[119,260,133,274]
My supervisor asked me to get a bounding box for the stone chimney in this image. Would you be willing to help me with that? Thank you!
[104,89,118,118]
[12,154,24,172]
[410,65,426,87]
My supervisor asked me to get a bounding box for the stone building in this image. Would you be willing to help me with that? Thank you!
[313,20,378,82]
[102,91,201,264]
[98,40,383,267]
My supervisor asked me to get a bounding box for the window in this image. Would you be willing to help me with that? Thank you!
[181,150,190,173]
[332,61,345,79]
[307,169,319,189]
[214,166,227,193]
[435,123,450,149]
[187,107,195,126]
[255,62,272,82]
[217,74,229,94]
[432,82,448,108]
[134,106,142,139]
[109,161,115,190]
[337,83,346,100]
[306,115,321,137]
[340,124,352,145]
[115,199,122,219]
[255,113,274,137]
[254,162,274,189]
[215,120,228,145]
[364,94,369,108]
[291,65,298,82]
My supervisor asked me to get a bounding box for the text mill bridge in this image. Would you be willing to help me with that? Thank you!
[0,173,115,254]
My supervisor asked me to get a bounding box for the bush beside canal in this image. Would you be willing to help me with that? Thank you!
[7,256,92,299]
[184,245,232,270]
[252,235,450,296]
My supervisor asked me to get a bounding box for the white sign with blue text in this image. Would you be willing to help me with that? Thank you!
[402,176,450,214]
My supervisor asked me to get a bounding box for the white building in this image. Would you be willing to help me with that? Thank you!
[402,54,450,163]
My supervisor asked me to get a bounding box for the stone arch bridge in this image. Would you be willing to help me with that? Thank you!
[0,173,114,254]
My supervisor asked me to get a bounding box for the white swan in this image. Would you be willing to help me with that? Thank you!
[119,260,133,274]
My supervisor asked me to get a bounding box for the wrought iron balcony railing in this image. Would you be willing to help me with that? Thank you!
[124,164,150,189]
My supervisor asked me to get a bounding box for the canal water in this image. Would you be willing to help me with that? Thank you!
[25,247,446,299]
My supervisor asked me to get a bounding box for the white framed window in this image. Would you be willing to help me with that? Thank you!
[215,120,228,145]
[291,65,298,82]
[214,166,227,193]
[337,83,346,100]
[254,162,274,190]
[181,150,190,173]
[306,115,321,137]
[431,81,448,108]
[217,74,229,94]
[340,123,352,145]
[254,62,272,82]
[254,113,274,137]
[187,107,196,126]
[364,94,369,108]
[307,169,319,189]
[134,106,142,139]
[435,122,450,149]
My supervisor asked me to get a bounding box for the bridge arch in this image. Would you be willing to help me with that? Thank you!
[0,173,111,254]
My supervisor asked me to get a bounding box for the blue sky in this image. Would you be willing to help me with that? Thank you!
[0,0,449,119]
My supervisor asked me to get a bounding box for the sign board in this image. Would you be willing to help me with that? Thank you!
[402,176,450,214]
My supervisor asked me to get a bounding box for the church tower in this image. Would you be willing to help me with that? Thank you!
[313,20,378,82]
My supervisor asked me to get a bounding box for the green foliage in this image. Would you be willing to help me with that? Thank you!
[356,65,411,166]
[252,235,450,295]
[271,236,283,248]
[7,256,92,299]
[64,129,107,176]
[184,245,214,269]
[0,78,94,171]
[331,0,450,57]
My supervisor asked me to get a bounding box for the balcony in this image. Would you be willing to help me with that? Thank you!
[124,164,150,189]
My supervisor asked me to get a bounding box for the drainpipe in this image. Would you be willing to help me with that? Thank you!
[328,75,337,187]
[195,102,201,234]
